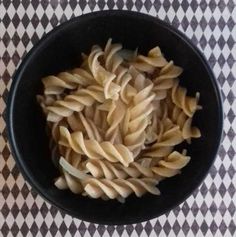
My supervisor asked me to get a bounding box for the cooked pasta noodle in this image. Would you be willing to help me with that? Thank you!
[37,39,202,201]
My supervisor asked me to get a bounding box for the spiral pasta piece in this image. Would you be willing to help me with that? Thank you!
[42,69,94,95]
[46,85,105,122]
[153,61,183,100]
[172,79,200,117]
[144,124,183,158]
[83,178,160,199]
[85,159,154,179]
[131,47,168,73]
[59,126,133,167]
[152,151,190,177]
[124,80,156,151]
[88,45,121,100]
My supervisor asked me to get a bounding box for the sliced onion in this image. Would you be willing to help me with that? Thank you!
[59,156,91,180]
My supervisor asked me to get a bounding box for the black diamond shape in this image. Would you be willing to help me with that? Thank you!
[209,182,217,197]
[210,165,217,179]
[228,182,236,198]
[153,1,161,12]
[21,222,30,236]
[191,220,199,233]
[116,225,124,235]
[144,221,152,235]
[219,164,226,178]
[219,221,227,235]
[21,183,30,199]
[172,16,180,28]
[12,183,20,199]
[190,16,198,31]
[218,35,226,50]
[218,53,226,67]
[3,32,10,48]
[107,225,116,235]
[210,221,218,234]
[228,201,236,216]
[227,107,235,123]
[217,72,225,87]
[200,35,207,50]
[1,222,10,236]
[12,32,20,47]
[21,14,30,28]
[172,220,181,235]
[200,221,208,235]
[31,0,39,10]
[144,0,152,12]
[68,221,77,236]
[135,0,143,11]
[181,16,189,31]
[2,164,10,180]
[11,222,20,236]
[208,53,216,68]
[50,222,58,236]
[12,51,20,67]
[98,0,106,9]
[79,0,87,11]
[126,0,134,10]
[116,0,124,9]
[88,223,96,236]
[163,0,171,11]
[182,0,189,11]
[41,14,49,28]
[12,0,20,9]
[199,0,207,11]
[182,202,190,216]
[227,16,234,31]
[40,202,49,218]
[2,185,10,201]
[163,221,171,235]
[190,0,198,11]
[208,35,217,49]
[154,221,162,235]
[50,205,59,218]
[209,202,217,216]
[227,35,234,50]
[69,0,77,9]
[172,0,180,11]
[200,201,208,216]
[126,225,134,236]
[2,14,11,28]
[88,0,96,10]
[40,222,49,236]
[97,225,106,236]
[135,223,143,234]
[31,13,40,28]
[199,182,208,196]
[31,32,39,45]
[2,143,10,160]
[218,16,226,31]
[219,182,227,197]
[191,34,198,45]
[107,0,115,8]
[228,164,235,179]
[60,0,68,10]
[30,222,38,236]
[219,201,227,215]
[227,54,234,68]
[21,203,30,218]
[51,14,59,27]
[229,220,236,235]
[22,0,30,9]
[78,222,86,236]
[31,203,39,218]
[209,0,217,12]
[199,16,207,31]
[60,14,67,23]
[227,90,235,106]
[2,203,10,218]
[182,220,190,235]
[218,0,226,12]
[191,201,199,215]
[209,17,216,31]
[21,32,30,48]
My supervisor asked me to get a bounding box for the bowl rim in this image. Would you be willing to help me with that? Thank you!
[6,10,224,225]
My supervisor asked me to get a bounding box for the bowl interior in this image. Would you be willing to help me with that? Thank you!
[8,11,222,225]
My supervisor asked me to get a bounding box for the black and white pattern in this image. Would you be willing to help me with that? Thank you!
[0,0,235,236]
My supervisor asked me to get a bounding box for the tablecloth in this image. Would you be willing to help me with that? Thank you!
[0,0,235,236]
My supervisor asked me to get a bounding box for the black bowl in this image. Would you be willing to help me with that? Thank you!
[7,10,223,225]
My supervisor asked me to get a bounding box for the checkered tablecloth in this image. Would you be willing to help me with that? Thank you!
[0,1,235,236]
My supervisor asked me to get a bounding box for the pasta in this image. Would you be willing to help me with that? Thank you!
[38,39,202,201]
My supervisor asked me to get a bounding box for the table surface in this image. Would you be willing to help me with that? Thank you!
[0,1,235,236]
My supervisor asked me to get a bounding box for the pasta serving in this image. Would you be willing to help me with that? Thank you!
[37,39,201,202]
